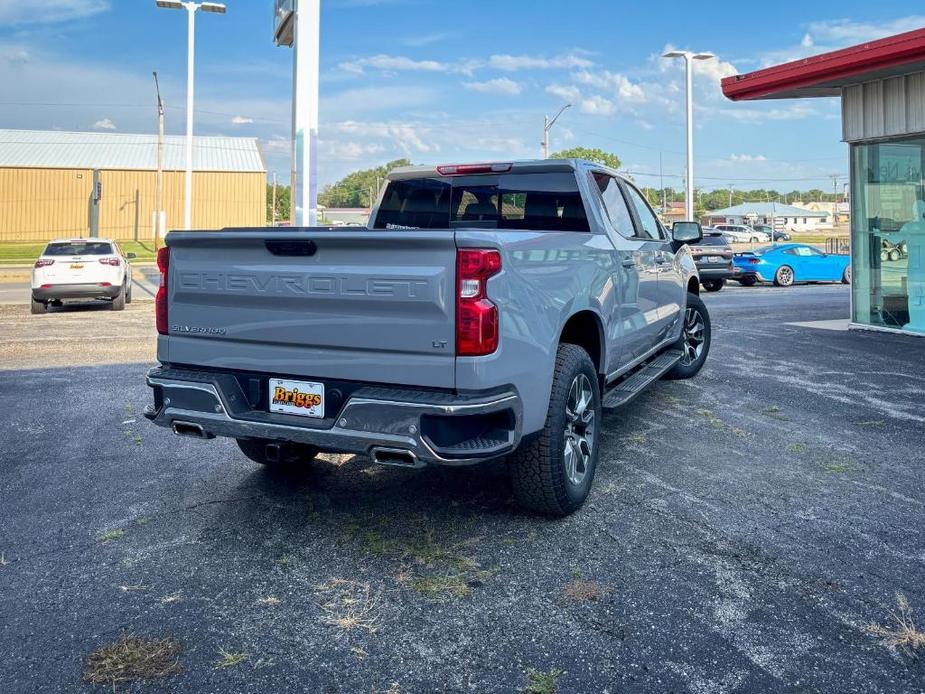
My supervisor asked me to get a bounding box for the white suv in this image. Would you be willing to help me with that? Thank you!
[31,239,134,314]
[713,224,771,243]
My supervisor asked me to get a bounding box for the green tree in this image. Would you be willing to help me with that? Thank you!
[266,183,291,225]
[318,159,412,209]
[548,147,621,170]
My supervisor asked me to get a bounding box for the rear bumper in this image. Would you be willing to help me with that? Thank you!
[144,366,523,467]
[32,283,120,300]
[696,266,734,280]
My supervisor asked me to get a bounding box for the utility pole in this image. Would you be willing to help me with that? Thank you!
[271,172,277,226]
[542,103,571,159]
[728,184,734,209]
[153,71,165,250]
[659,152,666,211]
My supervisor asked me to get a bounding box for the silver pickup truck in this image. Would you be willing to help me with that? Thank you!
[145,159,710,515]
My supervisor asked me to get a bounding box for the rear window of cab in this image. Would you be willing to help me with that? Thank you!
[43,242,115,256]
[373,173,589,232]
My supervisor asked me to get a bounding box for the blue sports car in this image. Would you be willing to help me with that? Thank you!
[733,243,851,287]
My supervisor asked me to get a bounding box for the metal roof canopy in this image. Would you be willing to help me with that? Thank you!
[722,27,925,101]
[0,129,265,172]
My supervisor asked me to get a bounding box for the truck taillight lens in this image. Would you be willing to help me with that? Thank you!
[456,248,501,356]
[34,259,54,268]
[98,258,121,266]
[155,247,170,335]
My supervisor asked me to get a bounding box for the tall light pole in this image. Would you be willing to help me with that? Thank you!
[155,1,226,230]
[152,72,166,250]
[543,103,571,159]
[663,49,714,220]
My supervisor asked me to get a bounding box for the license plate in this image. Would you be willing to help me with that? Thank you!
[269,378,324,418]
[70,264,84,269]
[706,256,724,263]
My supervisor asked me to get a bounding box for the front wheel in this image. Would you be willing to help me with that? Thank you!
[842,266,851,285]
[888,249,901,262]
[508,344,601,517]
[702,279,725,292]
[665,293,711,380]
[236,438,319,467]
[774,265,795,287]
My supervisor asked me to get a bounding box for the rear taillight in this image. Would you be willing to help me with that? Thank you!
[155,247,170,335]
[99,258,121,266]
[34,259,54,268]
[456,248,501,356]
[747,258,760,265]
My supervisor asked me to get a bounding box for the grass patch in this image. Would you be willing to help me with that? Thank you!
[214,649,248,669]
[317,579,380,636]
[857,419,887,428]
[83,634,182,687]
[786,442,807,454]
[867,593,925,656]
[823,463,851,473]
[562,579,607,602]
[699,409,747,438]
[623,434,647,446]
[0,241,157,265]
[760,405,789,421]
[524,668,563,694]
[99,529,125,543]
[406,573,475,599]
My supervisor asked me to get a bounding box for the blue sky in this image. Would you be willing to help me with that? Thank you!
[0,1,923,190]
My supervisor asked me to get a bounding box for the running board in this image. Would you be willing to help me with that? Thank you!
[602,350,682,411]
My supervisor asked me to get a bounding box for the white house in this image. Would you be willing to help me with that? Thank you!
[702,202,831,232]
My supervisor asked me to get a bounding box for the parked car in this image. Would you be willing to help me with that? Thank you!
[733,243,851,287]
[754,225,791,241]
[145,159,712,516]
[685,231,734,292]
[881,238,908,262]
[31,238,134,314]
[713,224,771,243]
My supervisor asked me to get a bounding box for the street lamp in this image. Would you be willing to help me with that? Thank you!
[155,1,227,230]
[663,49,714,221]
[543,103,571,159]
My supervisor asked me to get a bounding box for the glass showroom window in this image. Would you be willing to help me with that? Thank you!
[851,136,925,334]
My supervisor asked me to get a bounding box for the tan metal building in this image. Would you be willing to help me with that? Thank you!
[0,129,266,242]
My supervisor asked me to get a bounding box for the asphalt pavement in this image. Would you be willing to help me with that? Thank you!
[1,285,924,693]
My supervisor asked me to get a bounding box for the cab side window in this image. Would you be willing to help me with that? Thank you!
[624,185,662,240]
[593,173,635,238]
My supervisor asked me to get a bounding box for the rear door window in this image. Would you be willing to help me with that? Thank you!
[373,172,589,232]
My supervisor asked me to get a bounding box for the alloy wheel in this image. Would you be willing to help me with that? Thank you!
[563,373,595,487]
[679,307,706,367]
[778,266,794,286]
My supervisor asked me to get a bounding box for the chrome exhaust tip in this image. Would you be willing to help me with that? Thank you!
[371,447,423,469]
[172,421,212,439]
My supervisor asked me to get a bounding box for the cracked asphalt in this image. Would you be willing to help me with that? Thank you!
[1,285,924,693]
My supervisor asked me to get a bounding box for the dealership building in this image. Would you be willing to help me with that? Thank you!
[723,27,925,337]
[0,129,266,243]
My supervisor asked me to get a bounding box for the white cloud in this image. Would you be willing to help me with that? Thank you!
[332,120,435,154]
[0,0,109,23]
[231,115,254,125]
[573,69,647,102]
[92,117,115,130]
[729,154,767,162]
[319,140,386,160]
[580,95,616,116]
[462,77,522,96]
[545,84,581,102]
[806,16,925,45]
[339,54,459,75]
[489,53,593,71]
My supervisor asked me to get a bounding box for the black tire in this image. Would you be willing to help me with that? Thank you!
[888,249,901,262]
[111,285,126,311]
[842,266,851,285]
[702,279,725,292]
[30,297,46,315]
[750,237,759,243]
[236,438,320,467]
[664,293,711,381]
[508,344,601,517]
[774,265,795,287]
[738,276,757,287]
[125,282,133,304]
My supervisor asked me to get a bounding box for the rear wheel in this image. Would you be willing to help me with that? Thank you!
[774,265,795,287]
[236,438,320,467]
[125,282,133,304]
[665,293,711,380]
[111,284,126,311]
[509,344,601,517]
[889,249,901,262]
[702,279,725,292]
[842,266,851,284]
[738,276,757,287]
[30,297,46,315]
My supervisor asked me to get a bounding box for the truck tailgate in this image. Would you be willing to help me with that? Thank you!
[163,229,457,389]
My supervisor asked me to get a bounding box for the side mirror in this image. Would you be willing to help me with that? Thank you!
[126,252,137,259]
[672,221,703,244]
